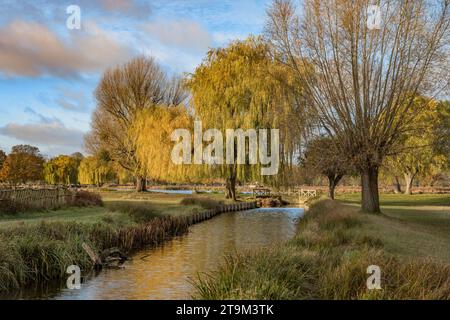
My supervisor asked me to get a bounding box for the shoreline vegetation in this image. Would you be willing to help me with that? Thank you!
[0,191,254,293]
[193,197,450,300]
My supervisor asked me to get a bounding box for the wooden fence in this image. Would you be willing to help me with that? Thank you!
[0,188,73,211]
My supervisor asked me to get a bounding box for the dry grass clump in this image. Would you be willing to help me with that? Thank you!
[0,198,229,293]
[180,197,224,210]
[69,190,103,207]
[107,201,161,223]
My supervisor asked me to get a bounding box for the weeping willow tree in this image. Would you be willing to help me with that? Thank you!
[43,155,81,185]
[78,156,117,186]
[130,105,210,184]
[187,37,306,199]
[86,56,187,192]
[383,97,450,194]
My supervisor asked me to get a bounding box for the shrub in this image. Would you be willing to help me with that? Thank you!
[70,190,103,207]
[0,213,192,292]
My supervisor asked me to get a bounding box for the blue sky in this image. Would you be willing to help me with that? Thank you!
[0,0,272,157]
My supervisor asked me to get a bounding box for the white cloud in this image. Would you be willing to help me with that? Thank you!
[0,20,134,77]
[143,19,212,53]
[0,121,84,148]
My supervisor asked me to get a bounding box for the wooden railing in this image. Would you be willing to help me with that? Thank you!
[252,188,272,198]
[299,189,317,198]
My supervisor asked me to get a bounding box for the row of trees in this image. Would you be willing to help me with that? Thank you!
[301,97,450,199]
[84,0,448,212]
[263,0,449,212]
[84,39,306,200]
[83,45,448,204]
[0,145,132,186]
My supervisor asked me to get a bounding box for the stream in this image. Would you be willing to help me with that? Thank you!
[9,207,303,300]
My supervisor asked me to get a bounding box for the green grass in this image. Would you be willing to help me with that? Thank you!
[336,193,450,262]
[0,191,235,292]
[0,192,213,228]
[194,197,450,300]
[337,192,450,207]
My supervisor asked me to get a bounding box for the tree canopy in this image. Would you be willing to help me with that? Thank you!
[43,155,81,185]
[187,37,306,198]
[0,145,44,185]
[265,0,449,212]
[86,56,187,191]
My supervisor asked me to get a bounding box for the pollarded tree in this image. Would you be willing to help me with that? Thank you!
[187,38,306,199]
[86,56,188,192]
[302,136,352,199]
[266,0,449,212]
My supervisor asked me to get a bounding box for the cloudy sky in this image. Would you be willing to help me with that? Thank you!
[0,0,271,158]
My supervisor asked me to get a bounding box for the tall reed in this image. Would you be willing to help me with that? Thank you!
[193,199,450,300]
[0,201,245,292]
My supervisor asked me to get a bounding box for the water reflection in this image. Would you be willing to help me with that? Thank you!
[14,207,303,300]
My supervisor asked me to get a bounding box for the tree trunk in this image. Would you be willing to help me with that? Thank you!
[404,172,415,195]
[327,174,343,200]
[393,176,402,194]
[136,176,147,192]
[225,176,236,201]
[361,166,381,213]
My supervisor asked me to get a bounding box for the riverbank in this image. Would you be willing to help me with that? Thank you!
[0,191,254,293]
[193,195,450,299]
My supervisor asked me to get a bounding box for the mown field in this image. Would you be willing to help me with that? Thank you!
[337,193,450,262]
[194,193,450,299]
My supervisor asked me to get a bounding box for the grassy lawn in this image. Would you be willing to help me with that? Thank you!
[0,191,231,228]
[337,193,450,263]
[337,192,450,207]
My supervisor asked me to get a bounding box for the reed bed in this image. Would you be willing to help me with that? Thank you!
[0,201,256,292]
[193,199,450,300]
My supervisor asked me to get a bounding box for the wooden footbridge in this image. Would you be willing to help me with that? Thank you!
[297,189,317,203]
[252,188,272,198]
[251,187,317,200]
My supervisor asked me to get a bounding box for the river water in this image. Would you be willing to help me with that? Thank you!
[10,207,303,300]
